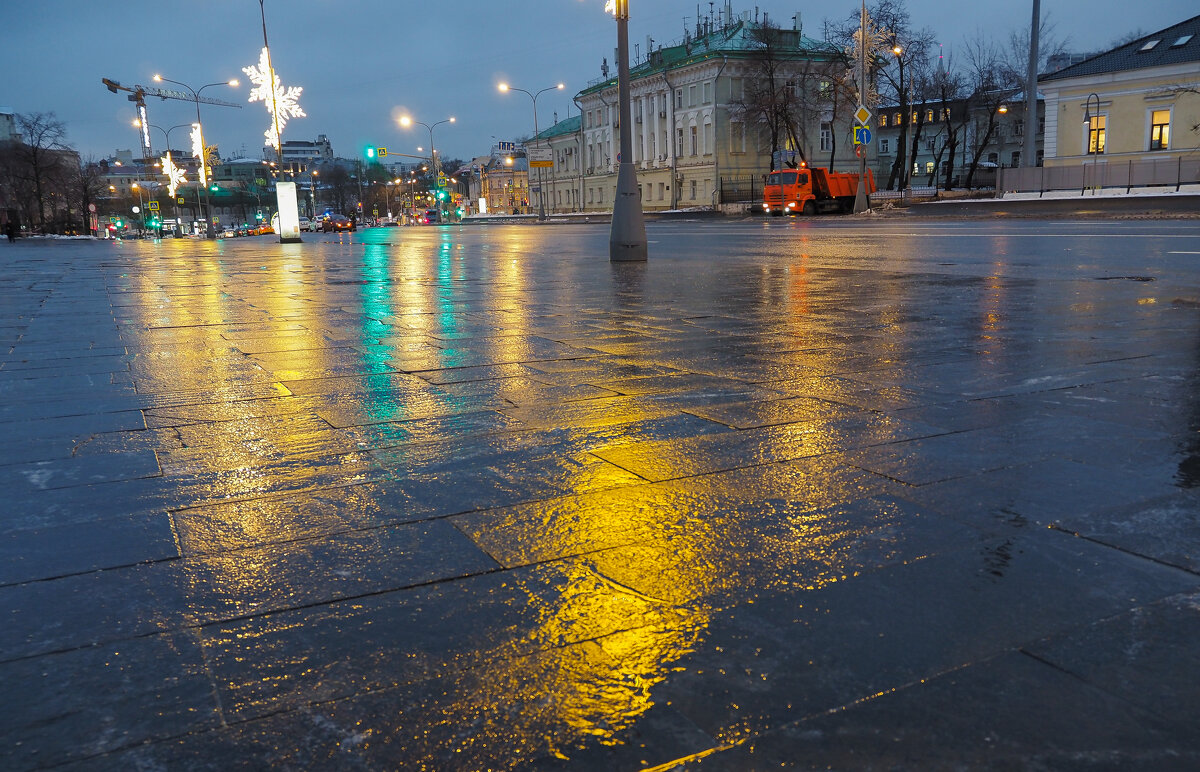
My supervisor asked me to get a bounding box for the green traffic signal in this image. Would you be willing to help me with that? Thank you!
[365,146,376,159]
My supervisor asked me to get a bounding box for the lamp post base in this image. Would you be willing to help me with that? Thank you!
[609,162,647,262]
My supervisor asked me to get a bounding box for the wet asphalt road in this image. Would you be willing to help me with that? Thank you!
[3,218,1200,770]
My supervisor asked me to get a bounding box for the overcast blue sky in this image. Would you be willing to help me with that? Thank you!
[1,1,1194,164]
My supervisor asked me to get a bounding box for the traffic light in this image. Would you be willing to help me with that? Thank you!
[255,211,263,221]
[365,146,376,160]
[436,190,447,201]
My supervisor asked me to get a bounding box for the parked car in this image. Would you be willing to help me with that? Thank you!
[323,214,354,232]
[297,217,311,232]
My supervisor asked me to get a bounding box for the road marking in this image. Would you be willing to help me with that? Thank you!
[1169,251,1200,254]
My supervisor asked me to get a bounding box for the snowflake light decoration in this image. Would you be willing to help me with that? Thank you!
[190,123,208,186]
[162,152,186,199]
[243,47,305,149]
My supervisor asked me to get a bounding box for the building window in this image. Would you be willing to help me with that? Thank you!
[987,152,999,165]
[676,128,684,156]
[675,89,683,109]
[690,125,697,155]
[688,85,696,106]
[925,161,935,174]
[703,82,712,104]
[1150,109,1171,150]
[703,122,713,155]
[880,138,890,153]
[690,179,697,199]
[1011,151,1020,167]
[658,182,665,200]
[1087,115,1106,155]
[730,120,745,153]
[819,122,832,152]
[1015,121,1024,136]
[880,114,888,127]
[926,109,934,122]
[894,112,901,124]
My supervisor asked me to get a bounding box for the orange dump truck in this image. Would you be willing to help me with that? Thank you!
[763,165,876,216]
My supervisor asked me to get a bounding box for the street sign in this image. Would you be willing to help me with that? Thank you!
[497,141,516,152]
[854,105,872,125]
[147,200,160,211]
[853,126,872,145]
[437,174,447,187]
[855,145,866,158]
[88,203,96,213]
[528,147,553,168]
[377,147,387,157]
[177,197,185,205]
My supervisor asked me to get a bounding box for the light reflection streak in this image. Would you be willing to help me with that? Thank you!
[127,229,904,761]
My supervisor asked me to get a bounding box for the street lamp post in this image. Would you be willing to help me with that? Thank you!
[141,121,191,236]
[152,74,238,237]
[606,0,647,261]
[400,116,455,214]
[1083,92,1102,195]
[498,81,564,220]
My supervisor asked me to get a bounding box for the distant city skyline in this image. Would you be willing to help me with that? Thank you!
[2,1,1194,164]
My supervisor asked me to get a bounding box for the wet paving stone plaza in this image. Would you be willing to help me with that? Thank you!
[3,218,1200,770]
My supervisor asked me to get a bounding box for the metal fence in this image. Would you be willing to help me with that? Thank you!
[999,157,1200,196]
[718,175,760,205]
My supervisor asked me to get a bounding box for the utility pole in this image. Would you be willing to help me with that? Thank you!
[1023,0,1041,170]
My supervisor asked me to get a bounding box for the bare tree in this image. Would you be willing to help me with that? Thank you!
[11,112,70,230]
[733,18,801,171]
[962,36,1021,188]
[930,63,970,190]
[71,158,108,235]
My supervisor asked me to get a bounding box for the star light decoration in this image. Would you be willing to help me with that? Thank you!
[243,47,305,150]
[162,152,186,199]
[190,123,208,186]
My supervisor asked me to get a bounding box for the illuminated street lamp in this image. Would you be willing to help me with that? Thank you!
[399,115,455,176]
[138,121,190,235]
[152,74,239,237]
[605,0,647,261]
[498,81,564,220]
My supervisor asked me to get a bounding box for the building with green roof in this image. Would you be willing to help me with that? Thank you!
[530,9,870,213]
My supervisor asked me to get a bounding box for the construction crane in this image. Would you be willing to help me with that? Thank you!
[102,77,241,160]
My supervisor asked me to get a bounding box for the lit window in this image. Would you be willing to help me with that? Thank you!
[1087,115,1106,155]
[880,114,888,127]
[1150,109,1171,150]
